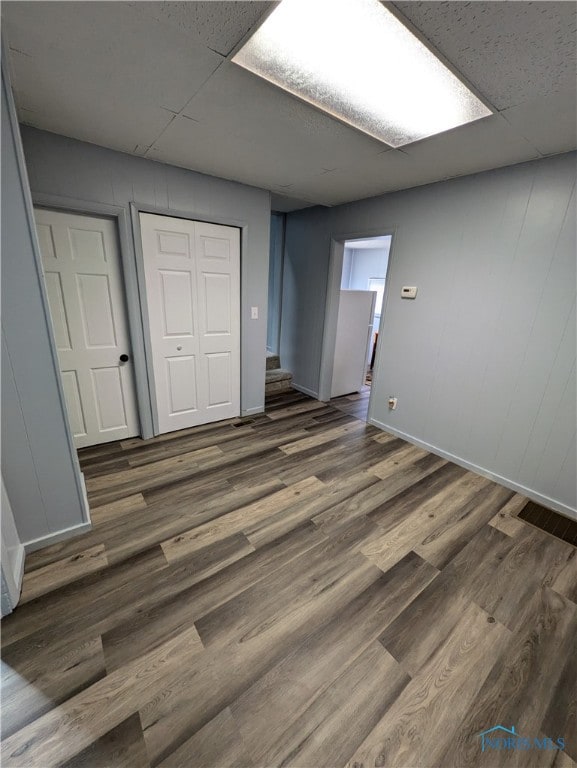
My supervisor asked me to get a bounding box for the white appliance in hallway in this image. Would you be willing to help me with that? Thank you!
[35,208,139,448]
[331,290,376,398]
[139,212,241,434]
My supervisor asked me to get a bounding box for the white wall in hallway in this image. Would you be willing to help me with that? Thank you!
[341,247,390,292]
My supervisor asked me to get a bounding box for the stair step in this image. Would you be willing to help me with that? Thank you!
[266,354,281,371]
[265,367,293,395]
[266,368,292,384]
[266,380,293,394]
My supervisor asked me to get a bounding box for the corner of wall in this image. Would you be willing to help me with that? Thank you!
[2,49,90,558]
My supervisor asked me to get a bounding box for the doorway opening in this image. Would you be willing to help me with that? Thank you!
[267,212,285,356]
[328,235,391,422]
[265,212,293,395]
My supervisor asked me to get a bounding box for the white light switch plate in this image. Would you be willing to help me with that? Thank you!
[251,306,259,319]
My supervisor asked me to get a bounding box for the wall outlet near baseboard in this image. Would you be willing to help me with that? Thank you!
[388,396,398,410]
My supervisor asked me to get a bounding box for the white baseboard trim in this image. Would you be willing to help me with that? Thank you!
[24,521,93,554]
[242,405,265,416]
[368,418,577,521]
[291,382,320,399]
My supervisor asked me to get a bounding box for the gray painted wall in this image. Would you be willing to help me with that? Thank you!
[20,126,272,418]
[267,212,285,354]
[282,153,576,516]
[1,62,89,549]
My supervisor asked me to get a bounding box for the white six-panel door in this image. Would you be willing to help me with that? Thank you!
[35,208,139,448]
[139,213,240,434]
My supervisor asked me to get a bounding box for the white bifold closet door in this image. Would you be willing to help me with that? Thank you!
[34,208,139,448]
[139,213,241,434]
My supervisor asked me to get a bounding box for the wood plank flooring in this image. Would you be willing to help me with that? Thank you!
[2,390,576,768]
[330,386,371,421]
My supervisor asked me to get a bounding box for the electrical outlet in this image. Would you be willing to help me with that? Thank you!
[251,306,259,320]
[388,396,398,410]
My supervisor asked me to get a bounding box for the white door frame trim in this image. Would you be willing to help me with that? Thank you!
[130,202,247,435]
[318,225,397,424]
[32,193,155,439]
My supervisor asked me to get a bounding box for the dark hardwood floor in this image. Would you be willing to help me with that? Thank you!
[2,390,576,767]
[330,386,371,422]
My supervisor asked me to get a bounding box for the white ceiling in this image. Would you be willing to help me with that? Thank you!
[3,1,576,211]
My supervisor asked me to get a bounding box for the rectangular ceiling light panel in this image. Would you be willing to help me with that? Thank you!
[232,0,492,147]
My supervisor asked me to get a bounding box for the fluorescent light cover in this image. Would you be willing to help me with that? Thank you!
[232,0,491,147]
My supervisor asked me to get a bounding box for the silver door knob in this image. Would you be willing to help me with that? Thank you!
[176,345,182,351]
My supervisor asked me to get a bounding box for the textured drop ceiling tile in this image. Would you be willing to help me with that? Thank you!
[501,88,577,156]
[3,1,223,115]
[289,114,542,205]
[16,104,172,158]
[10,50,174,154]
[128,1,274,57]
[270,193,318,213]
[402,112,541,172]
[3,0,574,207]
[393,1,577,110]
[146,115,336,190]
[286,152,412,206]
[182,61,387,165]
